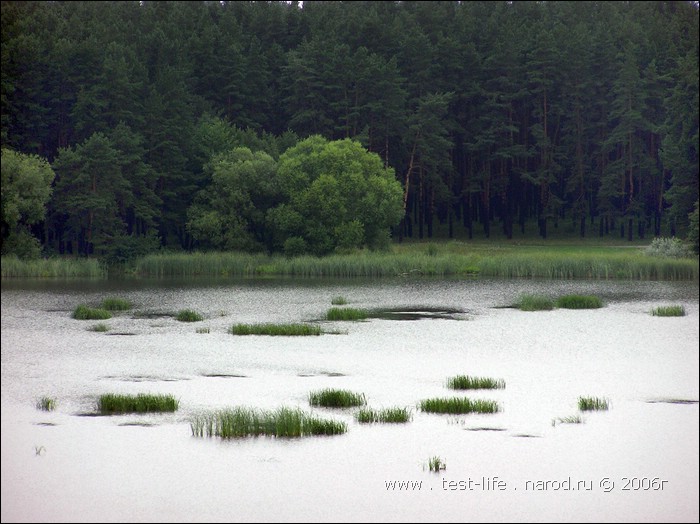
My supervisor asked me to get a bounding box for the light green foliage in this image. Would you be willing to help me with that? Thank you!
[645,237,693,258]
[651,305,686,317]
[272,136,403,255]
[1,148,55,258]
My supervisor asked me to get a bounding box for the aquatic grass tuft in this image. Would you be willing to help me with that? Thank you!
[325,307,369,321]
[552,414,583,426]
[578,396,609,411]
[331,296,348,305]
[98,393,179,414]
[556,295,604,309]
[309,388,367,408]
[427,456,446,472]
[88,323,110,332]
[196,326,211,333]
[229,323,321,336]
[446,375,506,390]
[515,294,554,311]
[356,407,412,423]
[419,397,500,414]
[36,396,57,411]
[189,406,347,438]
[651,305,686,317]
[100,297,132,311]
[176,309,204,322]
[72,304,112,320]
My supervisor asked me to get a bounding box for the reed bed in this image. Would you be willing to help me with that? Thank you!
[325,307,369,321]
[356,407,412,423]
[556,295,604,309]
[229,323,321,336]
[101,297,132,311]
[175,309,204,322]
[309,388,367,408]
[651,305,686,317]
[446,375,506,390]
[427,456,446,472]
[98,393,179,414]
[189,407,347,438]
[419,397,500,414]
[87,323,110,332]
[1,256,106,278]
[515,294,554,311]
[36,396,57,411]
[72,304,112,320]
[578,396,609,411]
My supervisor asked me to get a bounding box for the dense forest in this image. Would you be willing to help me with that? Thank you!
[1,1,698,261]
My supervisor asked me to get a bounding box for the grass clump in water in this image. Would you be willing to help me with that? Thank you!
[72,304,112,320]
[189,407,347,438]
[420,397,500,414]
[651,305,686,317]
[578,396,609,411]
[229,323,321,336]
[515,294,554,311]
[88,323,110,332]
[331,296,348,305]
[98,393,179,414]
[446,375,506,390]
[552,414,583,426]
[325,307,369,321]
[36,396,57,411]
[556,295,603,309]
[100,297,132,311]
[427,456,446,472]
[309,388,367,408]
[176,309,204,322]
[196,326,210,333]
[356,407,412,423]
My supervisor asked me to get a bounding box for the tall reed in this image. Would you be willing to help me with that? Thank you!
[309,388,367,407]
[1,256,105,278]
[578,396,609,411]
[356,407,412,423]
[98,393,179,414]
[556,295,603,309]
[420,397,500,414]
[72,304,112,320]
[229,323,321,336]
[446,375,506,390]
[651,305,686,317]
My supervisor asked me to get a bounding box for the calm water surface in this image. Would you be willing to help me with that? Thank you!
[2,277,698,522]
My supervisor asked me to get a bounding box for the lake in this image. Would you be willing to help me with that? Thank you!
[1,276,698,522]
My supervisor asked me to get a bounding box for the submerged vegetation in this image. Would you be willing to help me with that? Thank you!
[189,407,347,438]
[309,389,367,408]
[556,295,604,309]
[97,393,179,414]
[72,304,111,320]
[578,396,610,411]
[87,323,110,332]
[419,397,500,414]
[175,309,204,322]
[356,407,412,423]
[36,396,56,411]
[651,305,686,317]
[446,375,506,390]
[331,296,348,305]
[552,415,583,426]
[515,294,554,311]
[229,323,321,336]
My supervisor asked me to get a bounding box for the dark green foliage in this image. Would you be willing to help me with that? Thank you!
[446,375,506,390]
[555,295,603,309]
[356,407,412,423]
[325,307,369,321]
[419,397,499,414]
[36,396,56,411]
[515,295,554,311]
[176,309,204,322]
[309,388,366,408]
[190,407,347,438]
[577,396,609,411]
[101,297,131,311]
[72,304,112,320]
[98,393,179,414]
[229,323,321,336]
[331,296,348,305]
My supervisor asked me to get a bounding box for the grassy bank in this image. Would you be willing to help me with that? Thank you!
[4,241,698,280]
[1,256,105,278]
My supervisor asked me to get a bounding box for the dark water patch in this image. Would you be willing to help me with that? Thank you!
[512,434,543,438]
[74,412,103,417]
[464,427,507,432]
[118,421,157,427]
[298,371,346,377]
[645,398,699,405]
[201,373,249,378]
[33,422,58,426]
[132,311,176,319]
[106,332,138,336]
[370,306,467,321]
[101,374,190,382]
